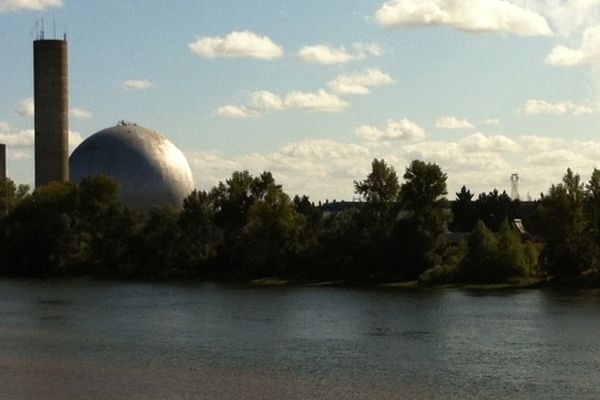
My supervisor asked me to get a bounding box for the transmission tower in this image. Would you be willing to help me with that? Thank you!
[510,173,520,201]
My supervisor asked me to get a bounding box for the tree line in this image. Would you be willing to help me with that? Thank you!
[1,159,599,286]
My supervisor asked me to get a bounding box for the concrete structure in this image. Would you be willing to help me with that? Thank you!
[34,39,69,188]
[70,122,194,210]
[0,144,5,181]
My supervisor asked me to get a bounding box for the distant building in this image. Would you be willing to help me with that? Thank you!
[34,38,69,188]
[70,122,194,210]
[0,144,5,181]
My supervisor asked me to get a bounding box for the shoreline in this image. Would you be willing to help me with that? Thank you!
[2,274,600,291]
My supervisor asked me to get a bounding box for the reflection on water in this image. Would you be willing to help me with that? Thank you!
[0,280,599,399]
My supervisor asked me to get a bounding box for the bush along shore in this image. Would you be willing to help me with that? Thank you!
[2,159,600,288]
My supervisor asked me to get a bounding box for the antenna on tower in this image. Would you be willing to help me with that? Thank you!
[31,19,44,40]
[31,20,39,39]
[510,173,520,201]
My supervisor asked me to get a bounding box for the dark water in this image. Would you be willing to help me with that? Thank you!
[0,280,599,399]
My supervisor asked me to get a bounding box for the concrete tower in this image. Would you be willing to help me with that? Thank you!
[0,144,5,181]
[34,38,68,188]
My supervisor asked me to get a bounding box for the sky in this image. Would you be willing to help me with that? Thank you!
[2,0,600,201]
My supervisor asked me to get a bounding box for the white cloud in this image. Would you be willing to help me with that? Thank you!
[187,139,373,201]
[298,42,382,64]
[17,98,93,119]
[517,135,566,151]
[327,69,395,95]
[0,127,34,147]
[354,42,383,56]
[218,89,349,117]
[70,107,93,119]
[250,91,284,111]
[532,0,600,38]
[521,99,597,115]
[483,118,500,125]
[0,122,81,150]
[374,0,552,36]
[525,148,580,166]
[545,25,600,66]
[216,105,259,119]
[459,132,521,153]
[122,80,153,90]
[435,115,475,129]
[189,31,283,60]
[356,118,425,141]
[0,0,62,12]
[17,97,34,117]
[68,130,83,151]
[298,45,360,64]
[283,89,349,112]
[184,130,600,201]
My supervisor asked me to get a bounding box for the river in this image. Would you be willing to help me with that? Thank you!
[0,279,599,399]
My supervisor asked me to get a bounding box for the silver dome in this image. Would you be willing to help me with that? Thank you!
[70,122,194,210]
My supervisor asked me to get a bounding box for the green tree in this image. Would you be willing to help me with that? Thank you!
[538,168,597,278]
[394,160,450,279]
[77,175,140,276]
[0,178,29,219]
[351,159,402,278]
[177,190,218,275]
[585,168,600,272]
[400,159,448,209]
[458,221,499,282]
[212,170,256,234]
[354,159,400,203]
[475,189,513,231]
[354,159,400,230]
[211,170,298,278]
[242,185,305,278]
[450,185,476,232]
[495,219,529,279]
[134,206,183,277]
[310,208,363,280]
[0,182,83,276]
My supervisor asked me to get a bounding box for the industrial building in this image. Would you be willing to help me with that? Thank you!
[70,122,194,210]
[18,34,195,209]
[34,37,69,188]
[0,144,5,182]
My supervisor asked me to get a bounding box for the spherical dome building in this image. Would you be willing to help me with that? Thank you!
[69,122,194,210]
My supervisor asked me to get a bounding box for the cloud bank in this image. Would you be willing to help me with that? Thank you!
[0,0,62,12]
[298,43,381,64]
[0,122,82,160]
[189,31,283,60]
[216,105,259,119]
[521,99,598,115]
[218,89,349,118]
[355,119,426,141]
[327,69,395,95]
[374,0,552,36]
[545,25,600,66]
[186,131,600,202]
[122,80,153,90]
[435,115,475,129]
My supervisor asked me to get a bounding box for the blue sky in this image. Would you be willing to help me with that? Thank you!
[2,0,600,200]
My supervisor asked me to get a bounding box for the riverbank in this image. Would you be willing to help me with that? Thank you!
[249,277,600,291]
[3,273,600,291]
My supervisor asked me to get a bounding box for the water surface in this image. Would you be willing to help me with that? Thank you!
[0,279,599,399]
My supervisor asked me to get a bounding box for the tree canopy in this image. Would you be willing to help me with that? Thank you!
[1,162,599,286]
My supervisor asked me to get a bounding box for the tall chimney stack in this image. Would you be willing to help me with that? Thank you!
[34,38,68,188]
[0,144,6,181]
